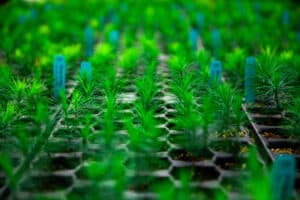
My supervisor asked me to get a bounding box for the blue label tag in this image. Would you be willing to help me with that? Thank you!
[282,11,289,26]
[84,27,94,57]
[189,29,198,51]
[271,154,296,200]
[297,31,300,42]
[30,9,37,20]
[245,57,256,103]
[80,61,92,80]
[210,60,222,85]
[53,55,66,98]
[196,12,204,31]
[212,29,221,56]
[109,30,119,46]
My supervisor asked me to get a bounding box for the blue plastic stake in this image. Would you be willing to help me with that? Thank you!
[53,55,66,98]
[30,9,37,20]
[19,14,26,23]
[196,12,204,31]
[84,27,94,57]
[245,57,257,103]
[282,11,289,26]
[297,31,300,42]
[189,29,198,51]
[271,154,296,200]
[210,60,222,85]
[212,29,221,57]
[109,30,119,47]
[80,61,92,81]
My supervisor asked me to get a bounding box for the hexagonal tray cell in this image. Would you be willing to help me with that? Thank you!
[126,155,170,172]
[33,155,81,172]
[252,115,283,126]
[67,184,116,200]
[52,128,82,140]
[171,165,220,182]
[187,186,227,200]
[75,164,112,181]
[44,140,81,153]
[266,137,300,158]
[246,105,281,115]
[165,120,176,130]
[127,140,169,153]
[128,175,172,192]
[209,139,249,155]
[260,127,291,139]
[167,133,187,146]
[20,175,73,192]
[220,174,247,193]
[169,148,214,162]
[0,172,6,188]
[214,154,247,171]
[88,131,128,147]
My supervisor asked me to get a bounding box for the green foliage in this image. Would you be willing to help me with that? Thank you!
[209,83,245,132]
[286,98,300,139]
[224,47,245,86]
[118,47,140,72]
[141,36,160,62]
[0,102,17,130]
[0,153,17,191]
[60,90,68,118]
[85,161,108,181]
[257,47,296,110]
[81,114,92,145]
[9,78,28,102]
[244,147,270,200]
[136,62,157,110]
[90,42,115,70]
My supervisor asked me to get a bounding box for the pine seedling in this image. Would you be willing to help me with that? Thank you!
[84,27,94,57]
[210,60,222,86]
[79,61,93,96]
[245,56,257,103]
[91,42,115,69]
[125,119,142,151]
[53,55,66,98]
[0,102,17,130]
[69,90,83,119]
[199,95,215,146]
[224,48,245,86]
[271,154,296,200]
[257,48,295,110]
[287,98,300,139]
[34,102,50,126]
[118,47,140,73]
[141,36,160,62]
[178,171,193,200]
[60,90,68,121]
[136,63,157,110]
[9,78,28,103]
[209,83,242,131]
[0,153,17,193]
[27,79,45,106]
[245,147,270,200]
[15,129,30,156]
[85,160,108,181]
[111,152,126,200]
[81,114,92,149]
